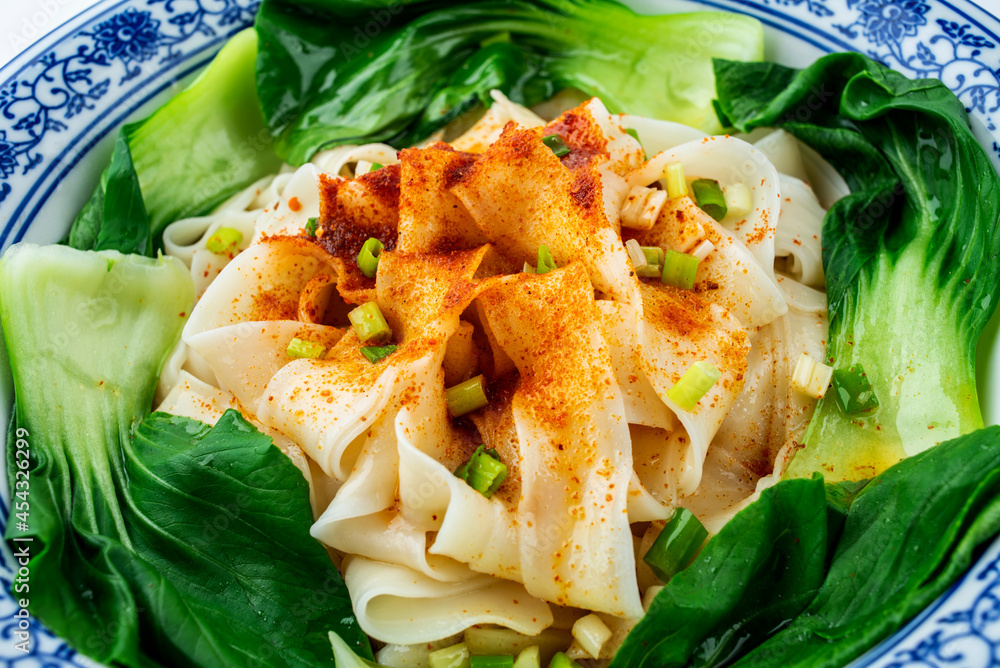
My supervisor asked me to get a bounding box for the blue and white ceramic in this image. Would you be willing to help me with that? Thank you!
[2,0,1000,665]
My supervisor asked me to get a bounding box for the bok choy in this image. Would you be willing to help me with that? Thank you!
[1,244,369,666]
[714,54,1000,480]
[68,29,282,255]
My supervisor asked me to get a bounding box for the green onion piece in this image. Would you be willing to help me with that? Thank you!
[370,162,384,171]
[642,246,664,266]
[666,360,721,411]
[549,653,581,668]
[723,183,752,217]
[523,262,537,274]
[625,238,648,268]
[636,264,662,278]
[471,656,514,668]
[304,217,319,238]
[642,507,708,582]
[429,642,471,668]
[512,646,540,668]
[542,134,571,158]
[286,337,326,359]
[360,345,398,363]
[205,227,243,255]
[357,237,383,279]
[831,363,880,415]
[624,128,640,142]
[455,446,508,497]
[481,31,512,47]
[691,178,728,221]
[348,301,392,344]
[536,245,558,275]
[661,250,699,289]
[468,449,508,498]
[446,374,489,417]
[664,162,687,199]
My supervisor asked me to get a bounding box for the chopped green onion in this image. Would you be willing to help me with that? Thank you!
[625,238,648,268]
[642,246,664,266]
[348,301,392,344]
[205,227,243,255]
[642,507,708,582]
[304,217,319,238]
[523,262,537,274]
[661,249,699,290]
[512,646,540,668]
[542,134,571,158]
[831,363,880,415]
[723,182,752,218]
[286,337,326,359]
[455,446,507,498]
[360,345,398,363]
[690,239,715,261]
[446,374,489,417]
[471,656,514,668]
[357,237,383,279]
[549,653,580,668]
[636,264,662,278]
[536,245,558,275]
[666,360,720,411]
[663,162,687,199]
[370,162,384,171]
[429,642,471,668]
[469,450,508,497]
[453,445,501,482]
[792,353,834,399]
[624,128,640,142]
[691,178,728,221]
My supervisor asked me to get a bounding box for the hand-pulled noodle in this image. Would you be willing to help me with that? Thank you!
[163,93,833,647]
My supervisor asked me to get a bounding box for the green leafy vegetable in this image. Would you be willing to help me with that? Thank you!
[612,425,1000,667]
[714,54,1000,480]
[255,0,764,163]
[611,477,832,667]
[68,29,283,255]
[0,244,369,666]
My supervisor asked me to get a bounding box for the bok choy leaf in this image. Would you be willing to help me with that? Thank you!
[612,425,1000,667]
[255,0,764,163]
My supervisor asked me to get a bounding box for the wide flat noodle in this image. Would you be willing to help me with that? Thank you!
[636,283,750,496]
[344,556,552,645]
[630,196,787,328]
[182,236,345,408]
[688,279,827,524]
[451,116,637,304]
[396,144,487,254]
[477,264,643,618]
[775,175,826,288]
[627,136,783,286]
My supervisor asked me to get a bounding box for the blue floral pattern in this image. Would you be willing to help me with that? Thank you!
[0,0,258,210]
[855,0,929,46]
[85,8,163,65]
[2,0,1000,666]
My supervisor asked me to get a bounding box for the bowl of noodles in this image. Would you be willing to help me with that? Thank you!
[2,1,1000,666]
